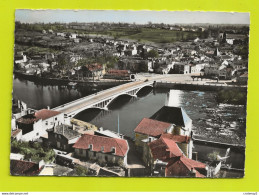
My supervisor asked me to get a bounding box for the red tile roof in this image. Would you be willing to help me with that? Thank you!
[73,134,128,157]
[134,118,171,137]
[10,160,41,176]
[148,136,183,161]
[85,63,103,72]
[35,109,61,121]
[17,109,61,124]
[166,156,206,178]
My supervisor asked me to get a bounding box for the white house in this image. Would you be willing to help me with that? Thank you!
[16,109,65,141]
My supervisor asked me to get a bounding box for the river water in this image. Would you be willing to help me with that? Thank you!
[13,77,246,170]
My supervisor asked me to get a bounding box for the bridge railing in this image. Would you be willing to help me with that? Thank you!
[156,80,247,88]
[52,80,154,111]
[87,81,154,108]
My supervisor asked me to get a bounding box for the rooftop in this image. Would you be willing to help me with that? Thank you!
[150,106,191,127]
[73,134,128,157]
[17,109,61,124]
[134,118,171,137]
[166,156,206,178]
[148,134,185,161]
[47,124,81,140]
[10,160,41,176]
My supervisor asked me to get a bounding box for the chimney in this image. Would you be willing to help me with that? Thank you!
[47,106,50,110]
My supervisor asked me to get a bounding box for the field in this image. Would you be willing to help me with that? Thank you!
[84,27,200,43]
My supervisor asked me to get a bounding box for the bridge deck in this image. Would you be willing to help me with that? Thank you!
[53,80,153,115]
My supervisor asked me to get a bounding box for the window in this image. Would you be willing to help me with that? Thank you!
[89,144,93,151]
[101,146,104,152]
[59,135,61,139]
[55,117,57,121]
[105,156,108,161]
[45,121,48,125]
[36,133,39,136]
[63,145,66,150]
[79,149,83,154]
[57,142,61,148]
[93,152,96,157]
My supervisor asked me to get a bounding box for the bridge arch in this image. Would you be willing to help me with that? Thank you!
[105,94,135,110]
[135,85,153,96]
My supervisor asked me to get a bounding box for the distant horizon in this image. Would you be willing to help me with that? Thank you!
[15,10,250,25]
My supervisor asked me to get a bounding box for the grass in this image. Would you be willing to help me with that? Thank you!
[82,27,199,43]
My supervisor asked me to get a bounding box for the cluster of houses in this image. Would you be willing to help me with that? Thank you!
[133,90,209,177]
[15,25,248,84]
[11,103,130,176]
[11,89,224,177]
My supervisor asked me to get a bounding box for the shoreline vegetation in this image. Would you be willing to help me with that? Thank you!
[216,89,247,105]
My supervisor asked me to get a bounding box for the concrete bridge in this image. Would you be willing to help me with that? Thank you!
[52,80,154,117]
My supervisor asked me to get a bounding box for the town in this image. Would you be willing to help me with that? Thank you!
[11,20,248,177]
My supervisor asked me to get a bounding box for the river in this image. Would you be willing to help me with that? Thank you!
[12,77,246,170]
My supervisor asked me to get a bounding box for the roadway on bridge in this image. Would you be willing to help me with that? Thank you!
[54,80,149,115]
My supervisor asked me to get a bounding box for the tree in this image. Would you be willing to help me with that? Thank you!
[74,165,89,176]
[147,49,159,58]
[57,53,71,76]
[138,61,148,72]
[207,151,220,161]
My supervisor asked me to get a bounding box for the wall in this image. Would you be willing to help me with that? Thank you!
[74,148,125,166]
[134,133,148,153]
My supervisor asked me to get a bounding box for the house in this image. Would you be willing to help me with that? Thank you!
[237,72,248,84]
[44,124,81,152]
[14,54,27,64]
[69,33,77,39]
[142,133,197,176]
[173,62,190,74]
[134,118,173,153]
[150,106,192,135]
[48,29,54,34]
[56,32,66,37]
[12,99,30,130]
[225,34,247,45]
[165,155,207,177]
[16,109,64,141]
[10,159,45,176]
[190,63,207,75]
[73,134,129,166]
[81,63,105,79]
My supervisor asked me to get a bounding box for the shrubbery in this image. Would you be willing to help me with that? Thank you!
[216,89,247,105]
[11,140,55,163]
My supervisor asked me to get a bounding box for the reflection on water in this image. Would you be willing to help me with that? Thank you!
[13,77,90,109]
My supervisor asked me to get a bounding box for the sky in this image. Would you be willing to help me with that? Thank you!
[15,10,250,25]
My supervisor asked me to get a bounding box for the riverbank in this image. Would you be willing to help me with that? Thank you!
[14,71,130,87]
[155,80,247,92]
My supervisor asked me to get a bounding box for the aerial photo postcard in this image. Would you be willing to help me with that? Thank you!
[10,10,249,177]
